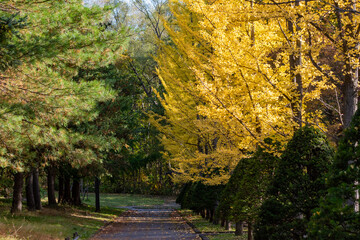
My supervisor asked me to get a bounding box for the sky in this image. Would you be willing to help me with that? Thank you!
[84,0,152,5]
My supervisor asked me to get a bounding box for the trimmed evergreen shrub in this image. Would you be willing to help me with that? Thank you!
[255,126,333,240]
[176,182,192,208]
[217,159,246,221]
[181,182,196,210]
[308,108,360,239]
[177,181,223,216]
[232,148,278,225]
[217,143,278,225]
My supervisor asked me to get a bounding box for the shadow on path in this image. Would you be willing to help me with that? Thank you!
[91,200,201,240]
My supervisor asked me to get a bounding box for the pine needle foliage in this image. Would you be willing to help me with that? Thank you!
[178,181,224,214]
[0,0,128,171]
[217,143,279,224]
[308,108,360,239]
[255,126,333,240]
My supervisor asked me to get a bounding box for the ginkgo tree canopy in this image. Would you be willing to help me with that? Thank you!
[154,0,358,184]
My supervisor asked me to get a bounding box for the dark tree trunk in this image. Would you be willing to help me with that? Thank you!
[201,209,205,218]
[122,174,125,193]
[95,177,100,212]
[63,175,71,204]
[248,222,253,240]
[33,168,42,210]
[11,172,24,213]
[213,202,219,225]
[341,2,359,129]
[213,214,220,225]
[343,72,358,128]
[235,221,244,236]
[221,217,225,227]
[288,0,303,127]
[225,220,231,230]
[25,172,35,211]
[209,208,214,222]
[80,178,84,199]
[72,177,81,206]
[47,167,57,206]
[205,209,210,220]
[58,174,64,204]
[158,161,163,187]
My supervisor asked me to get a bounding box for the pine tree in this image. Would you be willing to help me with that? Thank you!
[1,0,128,211]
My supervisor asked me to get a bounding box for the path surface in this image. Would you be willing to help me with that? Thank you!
[91,200,201,240]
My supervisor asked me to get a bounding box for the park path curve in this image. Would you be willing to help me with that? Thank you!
[90,200,201,240]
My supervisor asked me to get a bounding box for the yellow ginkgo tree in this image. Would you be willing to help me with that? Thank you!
[154,0,358,184]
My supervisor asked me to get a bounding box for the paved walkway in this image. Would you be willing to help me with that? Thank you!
[91,201,201,240]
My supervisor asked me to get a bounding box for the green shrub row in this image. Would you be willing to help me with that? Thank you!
[178,107,360,239]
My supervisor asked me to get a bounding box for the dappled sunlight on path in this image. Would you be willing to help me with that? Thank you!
[90,200,200,240]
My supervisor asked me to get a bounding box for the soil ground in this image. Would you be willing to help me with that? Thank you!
[90,199,201,240]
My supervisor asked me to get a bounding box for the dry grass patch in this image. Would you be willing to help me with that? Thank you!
[0,198,123,240]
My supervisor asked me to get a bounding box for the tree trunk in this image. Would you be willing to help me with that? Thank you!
[221,217,225,227]
[158,161,163,187]
[33,168,42,210]
[288,0,303,127]
[342,1,359,129]
[58,174,64,204]
[205,208,210,220]
[63,175,71,204]
[213,201,219,225]
[122,173,125,193]
[95,177,100,212]
[80,178,84,199]
[72,177,81,206]
[201,209,205,218]
[25,172,35,211]
[209,208,214,222]
[248,222,253,240]
[340,2,359,212]
[47,167,57,206]
[225,220,231,230]
[11,172,24,213]
[235,221,244,236]
[343,71,358,128]
[213,214,220,225]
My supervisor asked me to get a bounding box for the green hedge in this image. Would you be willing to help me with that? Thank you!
[255,126,333,240]
[309,108,360,239]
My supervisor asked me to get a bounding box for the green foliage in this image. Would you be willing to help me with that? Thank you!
[0,12,27,70]
[232,148,278,223]
[0,0,128,171]
[75,59,169,194]
[255,126,333,240]
[217,144,278,223]
[217,159,246,220]
[177,182,223,213]
[191,182,223,212]
[308,108,360,239]
[176,182,192,206]
[83,193,165,208]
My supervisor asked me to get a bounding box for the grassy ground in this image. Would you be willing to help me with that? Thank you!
[208,233,247,240]
[0,193,166,240]
[0,198,123,240]
[83,193,165,208]
[178,209,231,233]
[178,209,248,240]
